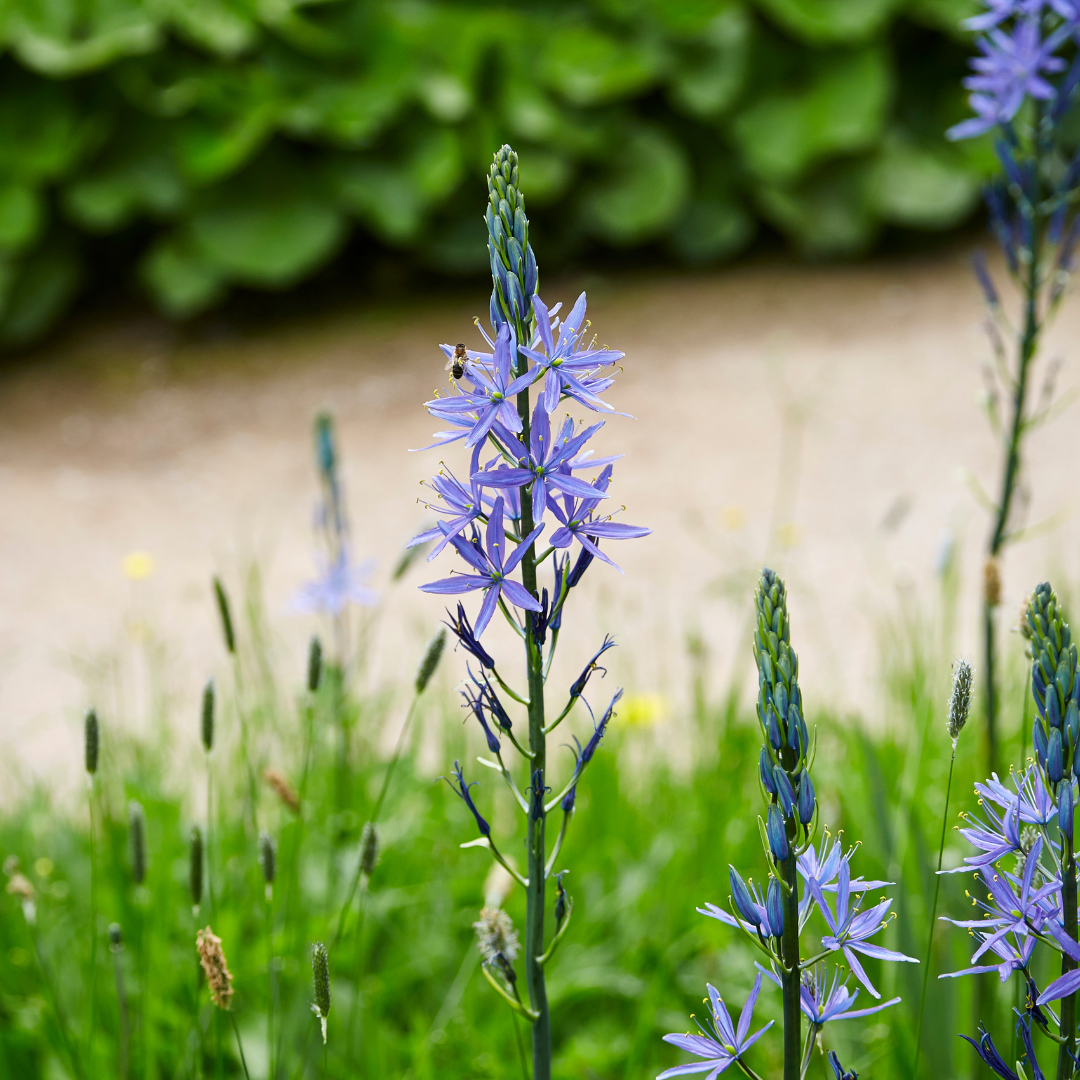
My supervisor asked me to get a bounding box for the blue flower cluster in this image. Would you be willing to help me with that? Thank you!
[941,582,1080,1077]
[409,146,649,1076]
[949,1,1080,140]
[659,571,916,1080]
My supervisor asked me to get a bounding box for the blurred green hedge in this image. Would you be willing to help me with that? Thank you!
[0,0,990,345]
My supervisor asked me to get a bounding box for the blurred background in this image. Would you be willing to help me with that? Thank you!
[2,0,1072,770]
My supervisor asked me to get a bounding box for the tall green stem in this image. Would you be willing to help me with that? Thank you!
[915,748,956,1075]
[984,151,1043,774]
[515,324,551,1080]
[1058,834,1077,1080]
[779,851,800,1079]
[87,783,99,1068]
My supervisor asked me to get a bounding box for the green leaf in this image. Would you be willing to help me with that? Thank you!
[0,240,81,345]
[282,75,411,147]
[0,186,43,253]
[869,134,980,228]
[175,104,278,185]
[7,0,161,77]
[410,128,463,203]
[188,195,345,286]
[335,162,424,243]
[543,26,663,106]
[907,0,980,38]
[0,82,91,183]
[752,0,903,43]
[580,126,690,244]
[517,150,574,207]
[142,235,225,317]
[757,163,877,256]
[63,129,186,231]
[422,215,489,274]
[732,46,892,184]
[155,0,259,57]
[670,196,754,263]
[667,6,751,118]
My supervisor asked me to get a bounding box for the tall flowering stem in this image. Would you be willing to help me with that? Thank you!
[413,145,648,1079]
[753,572,809,1077]
[659,570,915,1080]
[948,1,1080,771]
[940,580,1080,1080]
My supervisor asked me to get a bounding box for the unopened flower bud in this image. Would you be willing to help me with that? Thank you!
[307,636,323,693]
[109,922,123,950]
[797,771,816,826]
[213,576,236,655]
[415,628,446,694]
[85,709,99,775]
[729,866,760,927]
[766,877,784,939]
[1060,783,1075,842]
[554,872,569,930]
[1049,728,1064,784]
[201,679,215,753]
[759,749,777,796]
[774,767,796,818]
[767,804,789,862]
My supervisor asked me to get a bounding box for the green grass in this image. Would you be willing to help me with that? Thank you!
[0,578,1039,1080]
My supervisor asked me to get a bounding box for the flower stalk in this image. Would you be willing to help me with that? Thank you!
[416,144,647,1080]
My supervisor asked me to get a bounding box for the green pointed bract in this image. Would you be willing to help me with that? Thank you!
[486,144,538,343]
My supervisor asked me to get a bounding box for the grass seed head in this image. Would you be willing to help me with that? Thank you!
[948,659,973,744]
[108,923,123,951]
[197,926,234,1010]
[311,942,331,1043]
[307,636,323,694]
[473,906,520,965]
[189,826,203,912]
[264,769,300,814]
[84,709,99,775]
[213,576,236,655]
[358,822,380,881]
[128,801,147,886]
[415,628,446,694]
[258,830,277,888]
[201,679,215,753]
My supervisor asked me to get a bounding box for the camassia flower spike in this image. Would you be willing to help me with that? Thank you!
[661,570,915,1080]
[412,145,649,1080]
[941,580,1080,1077]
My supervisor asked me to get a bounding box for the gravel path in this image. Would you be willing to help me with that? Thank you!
[3,251,1078,783]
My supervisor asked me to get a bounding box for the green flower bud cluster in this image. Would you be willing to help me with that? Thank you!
[753,568,816,865]
[486,145,538,345]
[1026,582,1080,788]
